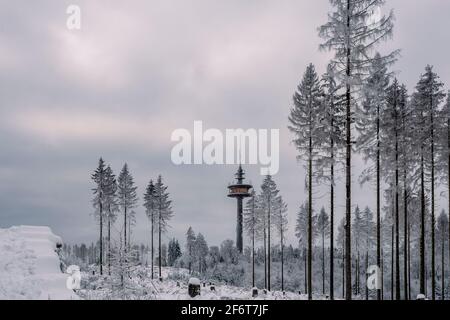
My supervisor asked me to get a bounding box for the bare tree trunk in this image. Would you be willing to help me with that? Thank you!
[308,135,313,300]
[252,220,255,288]
[356,252,360,296]
[342,239,345,299]
[395,115,400,300]
[268,196,271,292]
[441,230,445,300]
[365,251,369,300]
[376,106,381,300]
[330,118,335,300]
[381,248,384,300]
[322,230,325,295]
[430,109,436,300]
[264,224,267,289]
[344,0,352,301]
[304,248,307,294]
[158,211,162,280]
[188,244,191,274]
[403,175,408,299]
[108,214,111,276]
[99,200,103,276]
[391,224,394,300]
[124,206,127,251]
[151,217,154,279]
[281,228,284,292]
[448,112,450,297]
[420,153,426,295]
[408,220,411,300]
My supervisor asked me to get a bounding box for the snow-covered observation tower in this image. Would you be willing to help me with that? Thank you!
[227,165,252,253]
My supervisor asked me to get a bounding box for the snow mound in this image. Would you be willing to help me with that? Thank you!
[0,226,78,300]
[188,277,201,285]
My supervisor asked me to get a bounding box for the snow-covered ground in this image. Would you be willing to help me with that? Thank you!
[78,266,311,300]
[0,226,78,300]
[0,225,311,300]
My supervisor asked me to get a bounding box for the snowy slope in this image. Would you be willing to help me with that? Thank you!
[0,226,78,300]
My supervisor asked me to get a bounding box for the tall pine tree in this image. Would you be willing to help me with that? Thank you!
[154,175,174,280]
[91,158,107,275]
[117,164,138,252]
[144,180,157,279]
[319,0,397,299]
[288,63,323,300]
[413,65,446,299]
[356,53,391,300]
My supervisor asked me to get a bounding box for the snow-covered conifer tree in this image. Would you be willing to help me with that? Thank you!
[317,63,345,300]
[186,227,196,274]
[356,53,391,299]
[168,238,182,267]
[104,165,118,275]
[91,158,107,275]
[117,164,138,251]
[382,79,403,300]
[257,175,281,292]
[144,180,157,279]
[319,0,398,299]
[110,234,138,298]
[194,233,208,274]
[413,65,446,299]
[154,175,173,279]
[288,63,323,299]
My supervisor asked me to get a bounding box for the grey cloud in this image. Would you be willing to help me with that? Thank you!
[0,0,449,246]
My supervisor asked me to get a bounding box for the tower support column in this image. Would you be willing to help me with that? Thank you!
[237,197,243,253]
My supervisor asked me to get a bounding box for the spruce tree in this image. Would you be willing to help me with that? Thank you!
[288,63,323,299]
[382,79,402,299]
[318,64,345,299]
[144,180,157,279]
[356,53,391,300]
[319,0,397,299]
[154,175,173,280]
[186,227,196,274]
[257,175,280,292]
[168,238,182,266]
[91,158,107,275]
[117,164,138,251]
[194,233,208,274]
[413,65,446,299]
[104,165,118,276]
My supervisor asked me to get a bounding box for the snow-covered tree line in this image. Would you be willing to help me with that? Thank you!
[287,0,450,301]
[89,158,174,291]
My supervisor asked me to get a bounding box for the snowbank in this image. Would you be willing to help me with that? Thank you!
[0,226,78,300]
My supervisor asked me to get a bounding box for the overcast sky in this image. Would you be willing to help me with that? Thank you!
[1,0,449,247]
